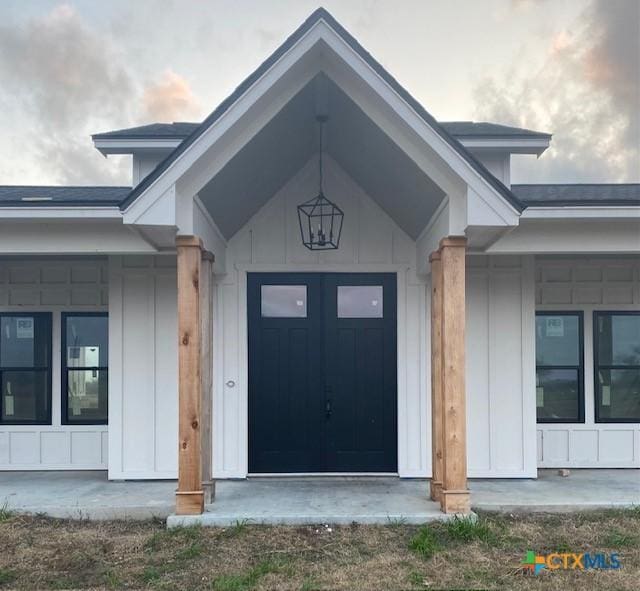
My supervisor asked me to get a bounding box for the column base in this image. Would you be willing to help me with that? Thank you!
[429,480,442,503]
[175,490,205,515]
[440,489,471,514]
[202,480,216,504]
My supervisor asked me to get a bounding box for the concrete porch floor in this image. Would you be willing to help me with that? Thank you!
[0,470,637,525]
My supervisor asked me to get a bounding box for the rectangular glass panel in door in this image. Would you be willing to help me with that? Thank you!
[337,286,383,318]
[63,314,108,424]
[261,285,307,317]
[0,313,51,424]
[594,312,640,422]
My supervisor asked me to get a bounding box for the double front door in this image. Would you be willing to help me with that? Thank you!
[248,273,397,473]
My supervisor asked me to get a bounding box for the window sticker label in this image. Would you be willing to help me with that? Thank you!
[545,317,564,337]
[602,385,611,406]
[536,387,544,408]
[16,317,34,339]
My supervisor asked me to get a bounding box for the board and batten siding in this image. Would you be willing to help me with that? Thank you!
[465,255,537,478]
[107,255,179,479]
[536,257,640,468]
[0,258,108,470]
[211,157,537,479]
[213,156,431,478]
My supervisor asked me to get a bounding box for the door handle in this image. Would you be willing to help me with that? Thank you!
[325,398,332,420]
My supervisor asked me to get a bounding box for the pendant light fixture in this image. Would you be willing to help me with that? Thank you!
[297,114,344,250]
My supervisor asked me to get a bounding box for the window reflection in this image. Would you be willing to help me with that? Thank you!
[63,315,108,424]
[338,286,383,318]
[261,285,307,318]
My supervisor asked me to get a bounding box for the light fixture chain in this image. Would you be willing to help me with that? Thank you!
[318,118,324,194]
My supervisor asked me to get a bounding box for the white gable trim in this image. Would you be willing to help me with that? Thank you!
[94,138,183,155]
[122,24,323,224]
[123,17,520,231]
[0,206,122,220]
[313,20,520,225]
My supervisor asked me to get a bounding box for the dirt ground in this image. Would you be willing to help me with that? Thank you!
[0,507,638,590]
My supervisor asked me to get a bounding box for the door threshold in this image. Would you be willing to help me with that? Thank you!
[248,472,399,477]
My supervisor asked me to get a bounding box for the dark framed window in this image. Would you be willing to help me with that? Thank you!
[535,312,584,423]
[594,311,640,423]
[62,313,108,425]
[0,313,52,425]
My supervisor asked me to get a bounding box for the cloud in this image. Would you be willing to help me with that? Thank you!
[0,4,137,184]
[142,70,201,123]
[0,4,203,185]
[473,0,640,183]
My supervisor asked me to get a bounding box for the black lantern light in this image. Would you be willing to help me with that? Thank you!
[297,115,344,250]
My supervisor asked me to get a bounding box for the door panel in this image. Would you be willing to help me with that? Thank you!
[248,272,397,473]
[248,274,323,473]
[324,274,397,472]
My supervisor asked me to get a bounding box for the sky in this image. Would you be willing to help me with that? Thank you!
[0,0,638,187]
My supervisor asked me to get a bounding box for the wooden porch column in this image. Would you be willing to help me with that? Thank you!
[429,251,444,503]
[200,251,215,503]
[439,236,471,514]
[176,235,204,515]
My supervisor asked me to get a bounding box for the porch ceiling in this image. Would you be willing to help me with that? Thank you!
[197,75,445,240]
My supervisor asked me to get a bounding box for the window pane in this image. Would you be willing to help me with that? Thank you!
[338,286,383,318]
[65,316,108,367]
[1,370,49,423]
[597,369,640,421]
[535,315,580,366]
[536,368,580,421]
[596,314,640,366]
[67,369,108,422]
[1,315,50,368]
[261,286,307,318]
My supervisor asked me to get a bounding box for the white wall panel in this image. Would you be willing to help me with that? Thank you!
[41,432,69,464]
[215,157,425,478]
[536,257,640,468]
[466,273,491,472]
[108,255,178,479]
[0,258,108,471]
[154,273,179,473]
[465,256,537,477]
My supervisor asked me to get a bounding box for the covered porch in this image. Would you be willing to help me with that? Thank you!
[0,470,638,524]
[125,15,527,518]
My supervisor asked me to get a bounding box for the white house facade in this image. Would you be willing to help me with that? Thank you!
[0,9,638,515]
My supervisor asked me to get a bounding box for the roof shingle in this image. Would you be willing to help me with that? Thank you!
[512,184,640,207]
[93,120,550,141]
[0,186,131,206]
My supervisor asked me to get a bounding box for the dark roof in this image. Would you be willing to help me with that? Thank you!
[119,8,525,213]
[0,184,636,210]
[0,186,130,207]
[439,121,550,139]
[93,122,200,140]
[512,184,640,207]
[94,120,550,141]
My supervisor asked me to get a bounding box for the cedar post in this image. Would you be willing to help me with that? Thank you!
[200,251,215,503]
[439,236,471,514]
[429,250,444,503]
[176,235,205,515]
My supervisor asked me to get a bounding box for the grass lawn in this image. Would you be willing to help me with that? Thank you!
[0,507,638,590]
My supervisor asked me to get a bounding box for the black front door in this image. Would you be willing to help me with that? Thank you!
[248,273,397,473]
